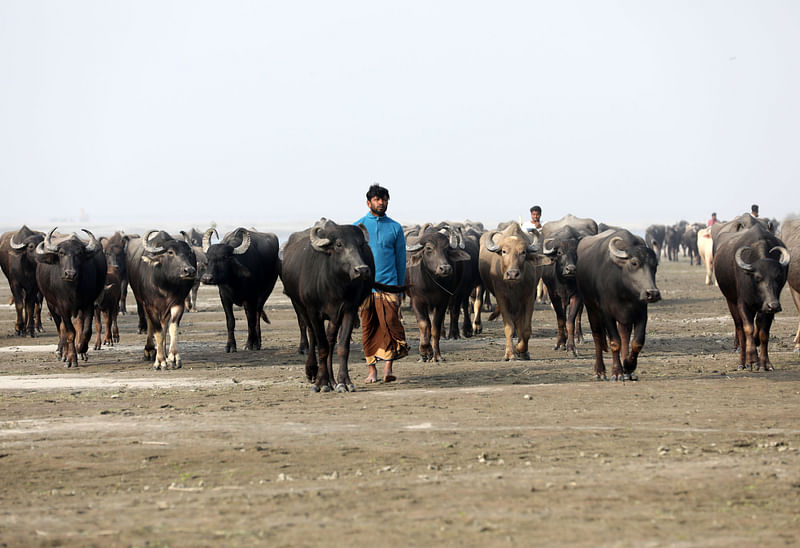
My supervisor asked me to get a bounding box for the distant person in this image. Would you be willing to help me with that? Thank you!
[355,184,409,384]
[522,205,542,233]
[750,204,759,218]
[708,212,719,226]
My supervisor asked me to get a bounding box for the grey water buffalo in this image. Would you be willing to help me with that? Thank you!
[714,224,790,370]
[35,229,107,367]
[478,221,550,361]
[576,229,661,381]
[281,219,378,392]
[201,227,280,352]
[93,259,121,350]
[0,225,45,336]
[405,225,471,362]
[780,218,800,353]
[126,231,197,370]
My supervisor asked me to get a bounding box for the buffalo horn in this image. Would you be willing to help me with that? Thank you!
[608,237,629,259]
[484,230,502,252]
[9,234,26,251]
[233,229,251,255]
[542,238,557,256]
[44,227,59,252]
[406,233,423,252]
[82,229,101,253]
[143,230,165,254]
[180,230,191,244]
[770,246,791,267]
[310,219,331,250]
[734,247,753,271]
[202,228,218,252]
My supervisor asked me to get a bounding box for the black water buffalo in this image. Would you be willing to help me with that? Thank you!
[93,261,121,350]
[281,218,387,393]
[576,229,661,381]
[201,227,280,352]
[541,223,586,356]
[127,230,197,370]
[35,229,107,367]
[101,231,133,315]
[446,222,482,339]
[477,221,550,361]
[0,225,45,336]
[645,224,666,262]
[713,224,790,370]
[180,231,208,312]
[405,225,471,362]
[780,219,800,353]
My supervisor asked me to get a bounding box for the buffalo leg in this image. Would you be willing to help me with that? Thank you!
[11,285,26,336]
[243,300,260,350]
[790,287,800,353]
[75,309,92,360]
[62,317,78,367]
[34,293,44,333]
[471,286,484,335]
[549,291,567,351]
[291,300,310,355]
[431,304,447,362]
[221,294,237,352]
[309,316,331,391]
[584,305,607,380]
[565,294,581,356]
[103,309,114,346]
[94,307,103,350]
[755,312,775,371]
[119,279,128,315]
[460,296,473,338]
[414,302,433,362]
[604,316,624,380]
[144,318,156,363]
[166,304,185,368]
[513,298,534,360]
[334,313,357,392]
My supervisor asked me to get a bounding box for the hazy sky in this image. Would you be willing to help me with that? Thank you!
[2,1,798,233]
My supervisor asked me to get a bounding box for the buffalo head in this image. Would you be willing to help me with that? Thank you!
[607,236,661,303]
[309,218,372,281]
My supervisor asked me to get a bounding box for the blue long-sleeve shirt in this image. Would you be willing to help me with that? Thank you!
[355,212,406,286]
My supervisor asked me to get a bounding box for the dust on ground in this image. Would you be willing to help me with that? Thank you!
[1,259,799,547]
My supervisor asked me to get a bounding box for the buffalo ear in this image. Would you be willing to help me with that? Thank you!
[447,249,471,263]
[526,252,551,266]
[357,223,369,243]
[407,252,423,267]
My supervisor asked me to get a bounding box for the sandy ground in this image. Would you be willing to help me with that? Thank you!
[1,258,799,547]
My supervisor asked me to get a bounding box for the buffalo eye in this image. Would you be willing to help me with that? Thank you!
[630,258,640,267]
[753,273,763,282]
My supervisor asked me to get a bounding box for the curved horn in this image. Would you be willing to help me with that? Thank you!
[734,247,753,271]
[608,237,628,259]
[202,228,218,252]
[82,229,101,253]
[233,229,251,255]
[310,219,331,251]
[180,230,191,244]
[484,230,502,253]
[9,233,26,251]
[143,230,165,254]
[542,238,557,256]
[770,245,791,267]
[44,227,59,252]
[526,227,541,252]
[406,233,423,252]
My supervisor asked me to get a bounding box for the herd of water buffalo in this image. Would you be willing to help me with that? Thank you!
[0,212,798,392]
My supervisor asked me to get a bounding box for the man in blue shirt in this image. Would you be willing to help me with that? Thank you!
[356,184,408,383]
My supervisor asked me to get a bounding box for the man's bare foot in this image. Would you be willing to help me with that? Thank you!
[365,364,378,383]
[364,375,378,383]
[383,361,395,383]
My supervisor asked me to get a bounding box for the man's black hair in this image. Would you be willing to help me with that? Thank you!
[751,204,759,213]
[530,205,542,214]
[367,184,390,201]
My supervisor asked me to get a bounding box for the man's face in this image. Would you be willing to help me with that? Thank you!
[530,210,541,224]
[368,195,388,217]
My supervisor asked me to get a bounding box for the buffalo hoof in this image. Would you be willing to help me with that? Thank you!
[311,385,321,393]
[347,383,356,392]
[80,353,88,361]
[594,374,608,381]
[335,383,346,393]
[321,385,332,393]
[515,352,530,361]
[758,364,774,372]
[623,373,639,381]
